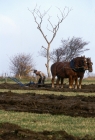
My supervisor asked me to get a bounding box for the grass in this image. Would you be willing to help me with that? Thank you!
[0,77,95,138]
[0,110,95,138]
[0,89,95,97]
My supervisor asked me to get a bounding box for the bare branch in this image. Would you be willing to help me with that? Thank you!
[49,7,72,44]
[29,6,71,44]
[42,46,47,50]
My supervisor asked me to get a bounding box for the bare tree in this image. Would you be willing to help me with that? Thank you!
[9,53,35,78]
[50,47,65,62]
[60,37,89,62]
[28,5,71,77]
[40,37,89,63]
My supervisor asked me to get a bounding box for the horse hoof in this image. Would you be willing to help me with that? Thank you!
[69,86,73,89]
[74,86,77,89]
[79,85,81,89]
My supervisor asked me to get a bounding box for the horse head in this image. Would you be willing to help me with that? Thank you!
[82,56,88,70]
[87,58,93,72]
[73,56,88,71]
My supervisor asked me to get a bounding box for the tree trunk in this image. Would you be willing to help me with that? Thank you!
[47,43,51,78]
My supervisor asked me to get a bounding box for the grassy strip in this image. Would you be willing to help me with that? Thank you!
[0,110,95,138]
[0,77,95,84]
[0,89,95,96]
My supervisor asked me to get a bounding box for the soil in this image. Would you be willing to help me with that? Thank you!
[0,82,95,140]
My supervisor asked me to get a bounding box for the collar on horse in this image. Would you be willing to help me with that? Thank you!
[70,59,85,72]
[70,59,75,69]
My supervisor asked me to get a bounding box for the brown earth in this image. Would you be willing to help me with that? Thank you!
[0,83,95,140]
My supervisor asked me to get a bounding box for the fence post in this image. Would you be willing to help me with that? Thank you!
[5,73,7,83]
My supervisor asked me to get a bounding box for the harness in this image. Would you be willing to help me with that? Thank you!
[70,59,85,72]
[70,59,75,70]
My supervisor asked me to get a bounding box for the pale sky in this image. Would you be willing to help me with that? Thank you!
[0,0,95,77]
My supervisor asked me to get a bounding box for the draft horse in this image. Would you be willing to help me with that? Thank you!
[51,56,88,89]
[73,57,93,89]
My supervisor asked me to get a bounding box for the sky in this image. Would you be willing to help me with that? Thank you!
[0,0,95,77]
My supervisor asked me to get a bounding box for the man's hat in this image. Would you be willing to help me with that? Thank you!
[34,70,37,73]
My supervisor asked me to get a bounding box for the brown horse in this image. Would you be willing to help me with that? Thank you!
[55,57,93,89]
[73,57,93,89]
[51,56,88,89]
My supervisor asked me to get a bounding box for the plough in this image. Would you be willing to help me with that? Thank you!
[8,77,35,87]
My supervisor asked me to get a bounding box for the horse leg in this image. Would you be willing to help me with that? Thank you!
[69,76,72,89]
[74,76,78,89]
[60,78,64,88]
[79,77,82,89]
[51,75,55,88]
[71,73,78,89]
[56,77,60,88]
[71,77,75,88]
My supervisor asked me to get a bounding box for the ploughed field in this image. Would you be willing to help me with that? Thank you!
[0,82,95,140]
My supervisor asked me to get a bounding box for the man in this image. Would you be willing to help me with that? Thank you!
[34,70,46,84]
